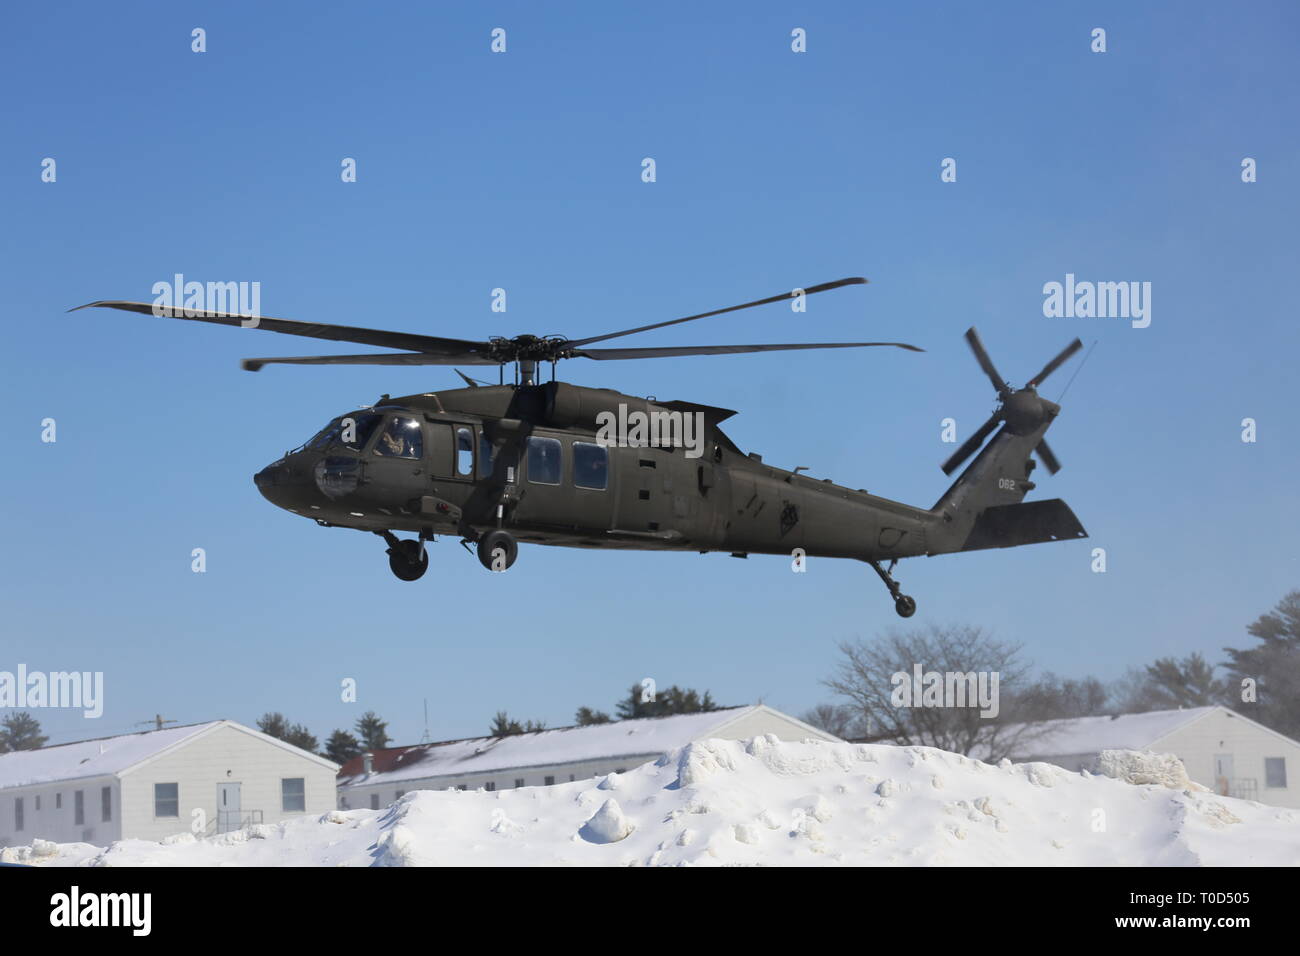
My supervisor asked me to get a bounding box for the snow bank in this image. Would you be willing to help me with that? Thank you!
[1092,749,1205,790]
[3,738,1296,867]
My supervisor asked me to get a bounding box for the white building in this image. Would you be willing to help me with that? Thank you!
[996,706,1299,807]
[337,704,838,809]
[0,720,339,847]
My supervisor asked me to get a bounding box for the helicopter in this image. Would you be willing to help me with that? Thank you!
[72,277,1087,617]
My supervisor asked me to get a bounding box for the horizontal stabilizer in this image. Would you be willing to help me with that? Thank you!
[959,499,1087,552]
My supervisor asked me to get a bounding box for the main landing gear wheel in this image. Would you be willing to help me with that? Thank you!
[384,537,428,582]
[477,530,517,572]
[869,559,917,618]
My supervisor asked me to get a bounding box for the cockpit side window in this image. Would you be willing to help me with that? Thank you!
[374,416,423,459]
[478,433,496,478]
[455,427,474,477]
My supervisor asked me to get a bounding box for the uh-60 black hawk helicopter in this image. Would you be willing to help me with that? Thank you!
[74,277,1087,617]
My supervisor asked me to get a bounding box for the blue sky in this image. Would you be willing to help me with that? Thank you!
[2,1,1297,748]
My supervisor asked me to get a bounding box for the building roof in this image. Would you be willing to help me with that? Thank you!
[0,719,339,790]
[993,706,1219,759]
[338,706,771,788]
[0,721,222,790]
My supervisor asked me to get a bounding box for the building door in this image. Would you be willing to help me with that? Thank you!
[217,782,242,833]
[1213,754,1234,795]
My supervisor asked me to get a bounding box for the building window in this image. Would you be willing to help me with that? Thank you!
[102,786,112,822]
[55,793,62,810]
[282,777,306,813]
[526,436,562,485]
[544,775,555,786]
[1266,757,1288,789]
[35,796,41,811]
[154,783,178,818]
[15,797,23,831]
[456,784,467,791]
[484,781,496,792]
[396,790,405,800]
[573,442,608,490]
[568,774,575,782]
[74,790,85,825]
[514,778,524,788]
[370,794,380,810]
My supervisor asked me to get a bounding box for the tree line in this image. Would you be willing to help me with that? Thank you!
[800,588,1300,761]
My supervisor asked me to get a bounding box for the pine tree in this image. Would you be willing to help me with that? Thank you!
[0,712,47,752]
[355,711,390,750]
[324,729,362,764]
[1223,589,1300,738]
[575,706,612,726]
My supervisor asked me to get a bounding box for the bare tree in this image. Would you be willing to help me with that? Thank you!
[822,623,1048,761]
[799,703,871,740]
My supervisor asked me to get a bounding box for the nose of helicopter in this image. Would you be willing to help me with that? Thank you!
[254,460,292,507]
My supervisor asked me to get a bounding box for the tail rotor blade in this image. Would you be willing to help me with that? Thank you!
[1027,338,1083,387]
[1035,438,1062,474]
[964,328,1010,397]
[941,413,1001,475]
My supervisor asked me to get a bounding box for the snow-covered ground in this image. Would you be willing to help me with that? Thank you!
[4,737,1297,866]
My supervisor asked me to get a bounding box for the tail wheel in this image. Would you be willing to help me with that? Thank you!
[388,539,428,582]
[477,530,517,572]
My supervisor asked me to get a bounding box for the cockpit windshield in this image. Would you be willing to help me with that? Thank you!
[303,413,382,452]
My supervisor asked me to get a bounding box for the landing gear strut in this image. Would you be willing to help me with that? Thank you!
[378,531,429,582]
[869,559,916,618]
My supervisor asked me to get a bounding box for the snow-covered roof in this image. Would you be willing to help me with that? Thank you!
[339,707,763,789]
[992,706,1218,760]
[0,719,338,790]
[0,721,223,790]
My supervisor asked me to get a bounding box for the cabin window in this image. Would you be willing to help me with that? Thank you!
[282,777,306,812]
[573,442,608,490]
[75,790,85,824]
[153,783,178,818]
[1266,758,1288,788]
[478,433,496,478]
[374,416,423,459]
[455,427,474,476]
[102,786,112,822]
[526,436,562,485]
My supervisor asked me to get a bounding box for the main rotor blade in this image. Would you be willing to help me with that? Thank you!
[1035,438,1062,474]
[70,300,490,359]
[940,413,1001,476]
[565,277,868,348]
[964,327,1010,397]
[240,352,500,372]
[1026,337,1084,387]
[574,340,922,361]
